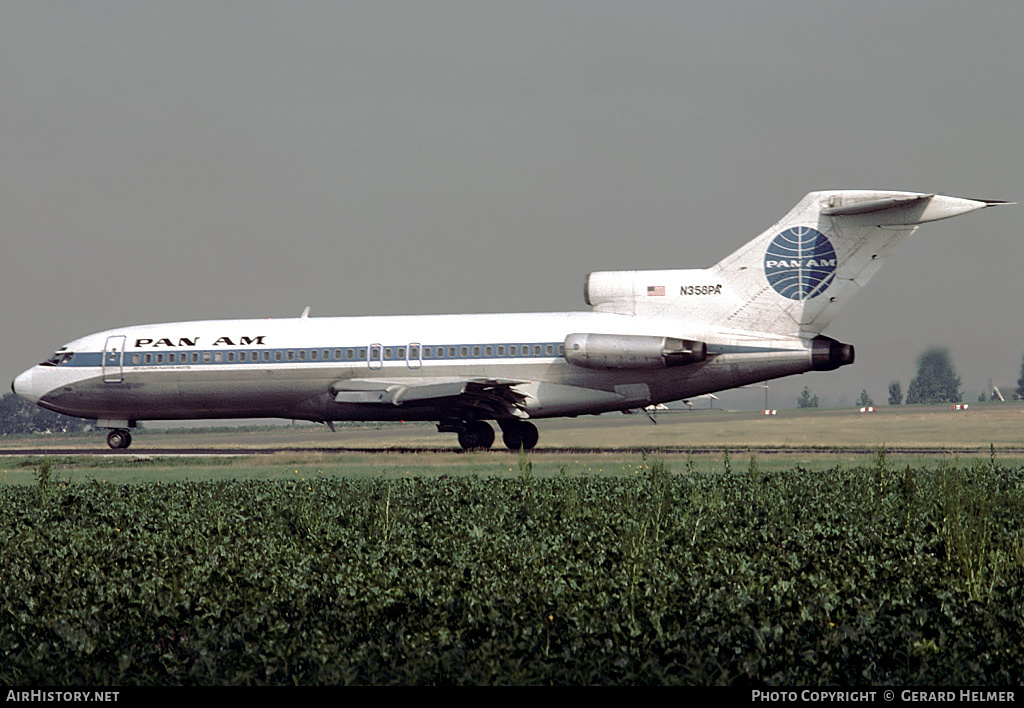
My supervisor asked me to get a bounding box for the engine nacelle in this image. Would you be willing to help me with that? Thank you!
[564,333,707,370]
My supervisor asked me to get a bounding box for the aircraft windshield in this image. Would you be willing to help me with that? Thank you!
[41,351,74,366]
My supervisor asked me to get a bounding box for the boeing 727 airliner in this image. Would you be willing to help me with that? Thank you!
[12,190,1009,450]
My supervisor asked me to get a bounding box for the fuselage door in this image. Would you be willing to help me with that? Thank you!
[407,342,422,369]
[368,343,383,370]
[103,335,126,383]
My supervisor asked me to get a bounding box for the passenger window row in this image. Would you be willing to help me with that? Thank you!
[125,343,566,366]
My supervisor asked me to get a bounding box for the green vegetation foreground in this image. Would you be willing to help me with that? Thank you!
[3,454,1023,685]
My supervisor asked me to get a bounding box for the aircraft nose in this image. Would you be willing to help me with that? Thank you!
[12,367,42,404]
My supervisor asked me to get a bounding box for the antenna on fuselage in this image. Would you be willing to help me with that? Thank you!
[300,306,310,318]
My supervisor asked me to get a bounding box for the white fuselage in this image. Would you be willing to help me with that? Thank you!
[13,311,816,425]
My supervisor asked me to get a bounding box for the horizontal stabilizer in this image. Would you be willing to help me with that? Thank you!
[820,194,932,216]
[820,192,1008,225]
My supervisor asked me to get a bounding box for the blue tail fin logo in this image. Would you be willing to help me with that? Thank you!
[763,226,837,301]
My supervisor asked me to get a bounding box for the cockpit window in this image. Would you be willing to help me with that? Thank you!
[41,350,75,366]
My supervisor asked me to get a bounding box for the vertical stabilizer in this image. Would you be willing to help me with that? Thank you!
[584,191,1007,337]
[709,191,1005,336]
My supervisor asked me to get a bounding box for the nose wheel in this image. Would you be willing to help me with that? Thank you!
[106,429,132,450]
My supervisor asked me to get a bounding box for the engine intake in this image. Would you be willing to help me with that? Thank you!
[564,333,707,370]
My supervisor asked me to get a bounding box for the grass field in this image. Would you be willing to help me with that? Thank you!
[4,404,1024,684]
[7,401,1024,451]
[2,402,1023,483]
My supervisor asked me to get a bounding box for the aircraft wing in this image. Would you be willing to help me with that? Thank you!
[330,377,531,418]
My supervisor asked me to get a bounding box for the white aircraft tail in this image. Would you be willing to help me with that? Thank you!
[585,191,1009,337]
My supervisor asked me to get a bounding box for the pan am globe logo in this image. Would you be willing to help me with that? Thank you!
[764,226,837,300]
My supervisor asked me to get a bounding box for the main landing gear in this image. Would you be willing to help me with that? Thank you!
[106,429,133,450]
[498,420,539,451]
[439,419,539,451]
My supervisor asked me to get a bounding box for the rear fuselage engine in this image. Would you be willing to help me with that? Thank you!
[563,333,706,370]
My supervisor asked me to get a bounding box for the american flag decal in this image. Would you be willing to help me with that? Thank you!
[647,285,666,296]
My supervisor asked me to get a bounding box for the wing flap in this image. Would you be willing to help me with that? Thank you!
[331,377,530,417]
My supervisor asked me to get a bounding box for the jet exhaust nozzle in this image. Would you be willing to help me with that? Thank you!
[811,335,855,371]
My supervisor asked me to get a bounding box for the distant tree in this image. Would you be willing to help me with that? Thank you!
[905,348,962,405]
[888,381,903,406]
[978,391,987,403]
[0,393,92,435]
[1016,352,1024,400]
[796,386,819,408]
[856,390,874,407]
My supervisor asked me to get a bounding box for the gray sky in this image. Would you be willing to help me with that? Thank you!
[2,1,1021,410]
